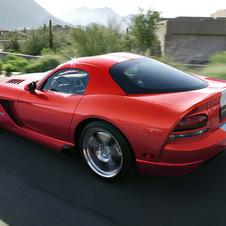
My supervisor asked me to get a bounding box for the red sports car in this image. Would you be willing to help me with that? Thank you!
[0,52,225,181]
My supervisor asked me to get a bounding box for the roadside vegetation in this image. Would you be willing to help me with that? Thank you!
[0,9,225,80]
[197,52,226,80]
[0,9,161,74]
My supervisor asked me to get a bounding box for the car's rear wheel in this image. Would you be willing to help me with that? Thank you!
[79,121,135,182]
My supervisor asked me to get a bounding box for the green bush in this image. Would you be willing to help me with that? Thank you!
[3,34,20,53]
[41,48,70,58]
[21,23,70,56]
[2,63,16,72]
[156,55,226,80]
[21,27,49,55]
[0,59,3,75]
[195,51,226,80]
[5,55,29,72]
[199,64,226,80]
[0,59,3,71]
[41,48,56,55]
[153,56,188,72]
[24,56,61,73]
[71,22,128,57]
[5,54,19,61]
[42,46,77,60]
[208,51,226,64]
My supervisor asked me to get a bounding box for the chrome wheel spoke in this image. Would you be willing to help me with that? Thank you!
[83,128,123,178]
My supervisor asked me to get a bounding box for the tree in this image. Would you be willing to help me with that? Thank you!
[71,21,128,57]
[21,26,49,55]
[21,23,71,56]
[122,27,133,52]
[49,20,53,49]
[3,34,20,53]
[129,8,160,55]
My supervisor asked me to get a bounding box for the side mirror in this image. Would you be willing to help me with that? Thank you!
[24,82,37,91]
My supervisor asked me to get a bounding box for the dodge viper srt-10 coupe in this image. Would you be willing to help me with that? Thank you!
[0,52,225,181]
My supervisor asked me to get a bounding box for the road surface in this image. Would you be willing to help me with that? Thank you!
[0,129,225,226]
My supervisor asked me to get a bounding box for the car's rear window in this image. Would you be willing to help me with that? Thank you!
[109,58,208,94]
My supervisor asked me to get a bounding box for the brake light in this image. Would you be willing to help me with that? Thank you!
[173,114,207,132]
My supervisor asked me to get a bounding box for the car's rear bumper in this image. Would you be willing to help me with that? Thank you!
[136,125,226,176]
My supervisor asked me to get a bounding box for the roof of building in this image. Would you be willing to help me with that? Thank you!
[0,28,9,32]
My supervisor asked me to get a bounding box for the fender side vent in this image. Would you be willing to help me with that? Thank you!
[0,100,23,127]
[6,79,25,84]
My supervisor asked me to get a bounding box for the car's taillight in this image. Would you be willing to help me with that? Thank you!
[169,114,208,139]
[173,114,207,132]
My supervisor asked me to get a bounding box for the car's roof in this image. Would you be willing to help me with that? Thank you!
[53,53,146,95]
[57,52,145,70]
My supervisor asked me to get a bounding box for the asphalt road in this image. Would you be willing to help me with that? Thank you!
[0,129,225,226]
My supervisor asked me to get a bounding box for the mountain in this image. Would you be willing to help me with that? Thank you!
[62,7,123,27]
[0,0,70,30]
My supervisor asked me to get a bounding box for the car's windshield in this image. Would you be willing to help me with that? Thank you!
[109,58,208,94]
[36,70,53,86]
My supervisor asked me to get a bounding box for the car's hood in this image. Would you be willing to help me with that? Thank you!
[0,72,47,100]
[0,72,46,86]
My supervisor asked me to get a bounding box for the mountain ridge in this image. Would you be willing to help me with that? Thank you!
[61,7,123,27]
[0,0,70,30]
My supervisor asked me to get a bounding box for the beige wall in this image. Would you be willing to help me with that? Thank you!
[157,17,226,63]
[165,34,226,63]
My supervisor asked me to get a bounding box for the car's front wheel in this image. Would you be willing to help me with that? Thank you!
[79,121,135,182]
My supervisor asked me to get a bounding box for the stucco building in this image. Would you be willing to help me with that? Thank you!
[156,17,226,64]
[0,28,9,36]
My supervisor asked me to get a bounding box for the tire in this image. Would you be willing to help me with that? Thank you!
[79,121,135,182]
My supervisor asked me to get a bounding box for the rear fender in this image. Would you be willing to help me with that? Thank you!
[69,95,192,162]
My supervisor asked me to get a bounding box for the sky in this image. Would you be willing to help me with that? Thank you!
[35,0,226,18]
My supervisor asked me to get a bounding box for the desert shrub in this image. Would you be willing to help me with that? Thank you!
[155,55,226,80]
[4,55,29,72]
[24,56,62,73]
[0,59,3,75]
[21,27,49,55]
[41,48,56,55]
[41,48,71,59]
[3,34,20,53]
[197,51,226,80]
[208,51,226,64]
[71,22,127,57]
[21,24,70,56]
[199,64,226,80]
[0,59,3,71]
[2,63,17,76]
[3,63,16,72]
[153,56,188,72]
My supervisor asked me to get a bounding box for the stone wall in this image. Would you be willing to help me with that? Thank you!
[0,51,40,61]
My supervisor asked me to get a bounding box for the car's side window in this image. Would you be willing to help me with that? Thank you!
[40,68,89,95]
